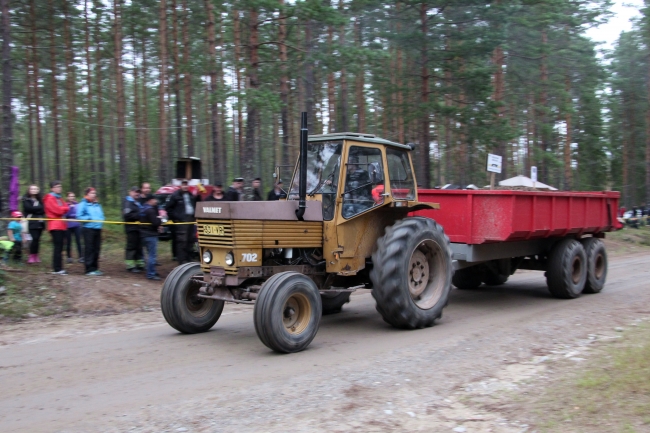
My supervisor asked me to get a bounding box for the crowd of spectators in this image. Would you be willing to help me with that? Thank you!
[2,177,287,278]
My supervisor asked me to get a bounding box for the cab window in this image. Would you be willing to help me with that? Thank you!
[386,148,415,200]
[342,147,385,219]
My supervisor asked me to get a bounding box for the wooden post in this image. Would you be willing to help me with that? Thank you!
[490,172,495,190]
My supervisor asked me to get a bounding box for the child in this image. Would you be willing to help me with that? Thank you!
[7,211,24,262]
[0,237,14,266]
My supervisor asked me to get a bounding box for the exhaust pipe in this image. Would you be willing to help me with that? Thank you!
[296,112,308,221]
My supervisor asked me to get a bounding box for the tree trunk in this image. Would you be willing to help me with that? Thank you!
[418,3,430,188]
[327,23,336,133]
[243,8,259,182]
[539,29,549,183]
[492,44,506,179]
[141,41,151,168]
[0,0,11,218]
[182,0,193,157]
[158,0,169,182]
[338,0,348,132]
[93,0,106,195]
[114,0,127,195]
[171,0,183,158]
[63,1,78,191]
[48,0,61,181]
[278,0,290,166]
[84,0,95,186]
[27,52,36,182]
[564,71,572,191]
[204,0,222,180]
[646,48,650,203]
[233,9,244,174]
[304,19,315,127]
[30,0,44,185]
[355,17,365,132]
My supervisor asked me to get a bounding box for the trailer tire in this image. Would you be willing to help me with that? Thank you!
[546,238,587,299]
[580,238,607,294]
[254,272,322,353]
[483,271,508,286]
[452,267,483,290]
[371,217,453,329]
[320,292,351,315]
[160,263,224,334]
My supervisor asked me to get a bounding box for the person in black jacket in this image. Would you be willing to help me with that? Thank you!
[224,178,244,201]
[252,178,263,201]
[165,181,201,264]
[123,187,144,272]
[22,184,45,264]
[267,180,287,201]
[140,194,162,280]
[205,181,226,202]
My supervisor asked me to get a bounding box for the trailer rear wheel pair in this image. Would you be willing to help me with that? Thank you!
[160,217,453,353]
[452,237,607,298]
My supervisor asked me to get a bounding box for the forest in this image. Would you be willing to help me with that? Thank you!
[0,0,649,210]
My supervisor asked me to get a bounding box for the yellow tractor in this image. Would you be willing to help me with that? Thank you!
[161,113,453,352]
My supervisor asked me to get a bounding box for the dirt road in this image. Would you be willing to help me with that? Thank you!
[1,253,650,433]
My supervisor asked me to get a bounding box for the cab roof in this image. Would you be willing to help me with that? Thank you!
[308,132,412,150]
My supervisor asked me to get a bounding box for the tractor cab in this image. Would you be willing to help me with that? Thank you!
[288,133,421,222]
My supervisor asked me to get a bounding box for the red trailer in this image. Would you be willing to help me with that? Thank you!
[413,190,622,299]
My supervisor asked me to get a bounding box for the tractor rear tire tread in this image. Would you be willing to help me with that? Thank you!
[370,217,453,329]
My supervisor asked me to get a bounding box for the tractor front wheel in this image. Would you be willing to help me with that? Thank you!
[254,272,322,353]
[160,263,225,334]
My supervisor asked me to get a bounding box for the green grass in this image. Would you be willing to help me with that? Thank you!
[531,324,650,432]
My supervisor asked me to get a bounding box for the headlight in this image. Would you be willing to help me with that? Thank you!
[225,251,234,266]
[202,249,213,264]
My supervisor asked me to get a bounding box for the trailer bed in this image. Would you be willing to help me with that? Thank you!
[414,190,622,245]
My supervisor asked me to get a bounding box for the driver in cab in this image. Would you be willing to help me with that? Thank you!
[343,156,373,217]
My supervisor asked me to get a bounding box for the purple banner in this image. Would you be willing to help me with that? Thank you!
[9,166,19,211]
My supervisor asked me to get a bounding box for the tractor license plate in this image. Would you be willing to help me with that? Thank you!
[203,224,225,236]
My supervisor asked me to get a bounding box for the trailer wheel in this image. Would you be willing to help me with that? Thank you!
[254,272,322,353]
[452,267,483,290]
[580,238,607,294]
[320,292,351,315]
[370,217,453,329]
[483,271,508,286]
[160,263,225,333]
[546,238,587,299]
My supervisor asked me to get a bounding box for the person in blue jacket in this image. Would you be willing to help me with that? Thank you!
[77,187,105,276]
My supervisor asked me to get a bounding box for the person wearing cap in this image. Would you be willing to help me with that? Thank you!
[267,180,287,201]
[43,180,70,275]
[252,178,263,201]
[166,180,201,264]
[7,211,24,262]
[224,178,244,201]
[64,191,84,264]
[139,194,162,280]
[124,186,145,272]
[205,181,226,201]
[77,187,105,276]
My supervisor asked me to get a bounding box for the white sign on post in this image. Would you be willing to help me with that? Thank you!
[487,154,503,174]
[531,166,538,182]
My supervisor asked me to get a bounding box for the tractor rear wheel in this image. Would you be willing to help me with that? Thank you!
[160,263,225,333]
[546,238,587,299]
[254,272,322,353]
[320,292,351,315]
[370,217,453,329]
[580,238,607,294]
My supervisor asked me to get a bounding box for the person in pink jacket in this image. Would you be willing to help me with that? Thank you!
[43,181,70,275]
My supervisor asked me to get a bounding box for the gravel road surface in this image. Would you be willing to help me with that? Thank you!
[1,253,649,433]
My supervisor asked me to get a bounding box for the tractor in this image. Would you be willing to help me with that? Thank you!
[160,113,453,353]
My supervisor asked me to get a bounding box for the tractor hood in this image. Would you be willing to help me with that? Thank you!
[195,200,323,221]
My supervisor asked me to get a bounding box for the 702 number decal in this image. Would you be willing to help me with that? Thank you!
[241,253,258,263]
